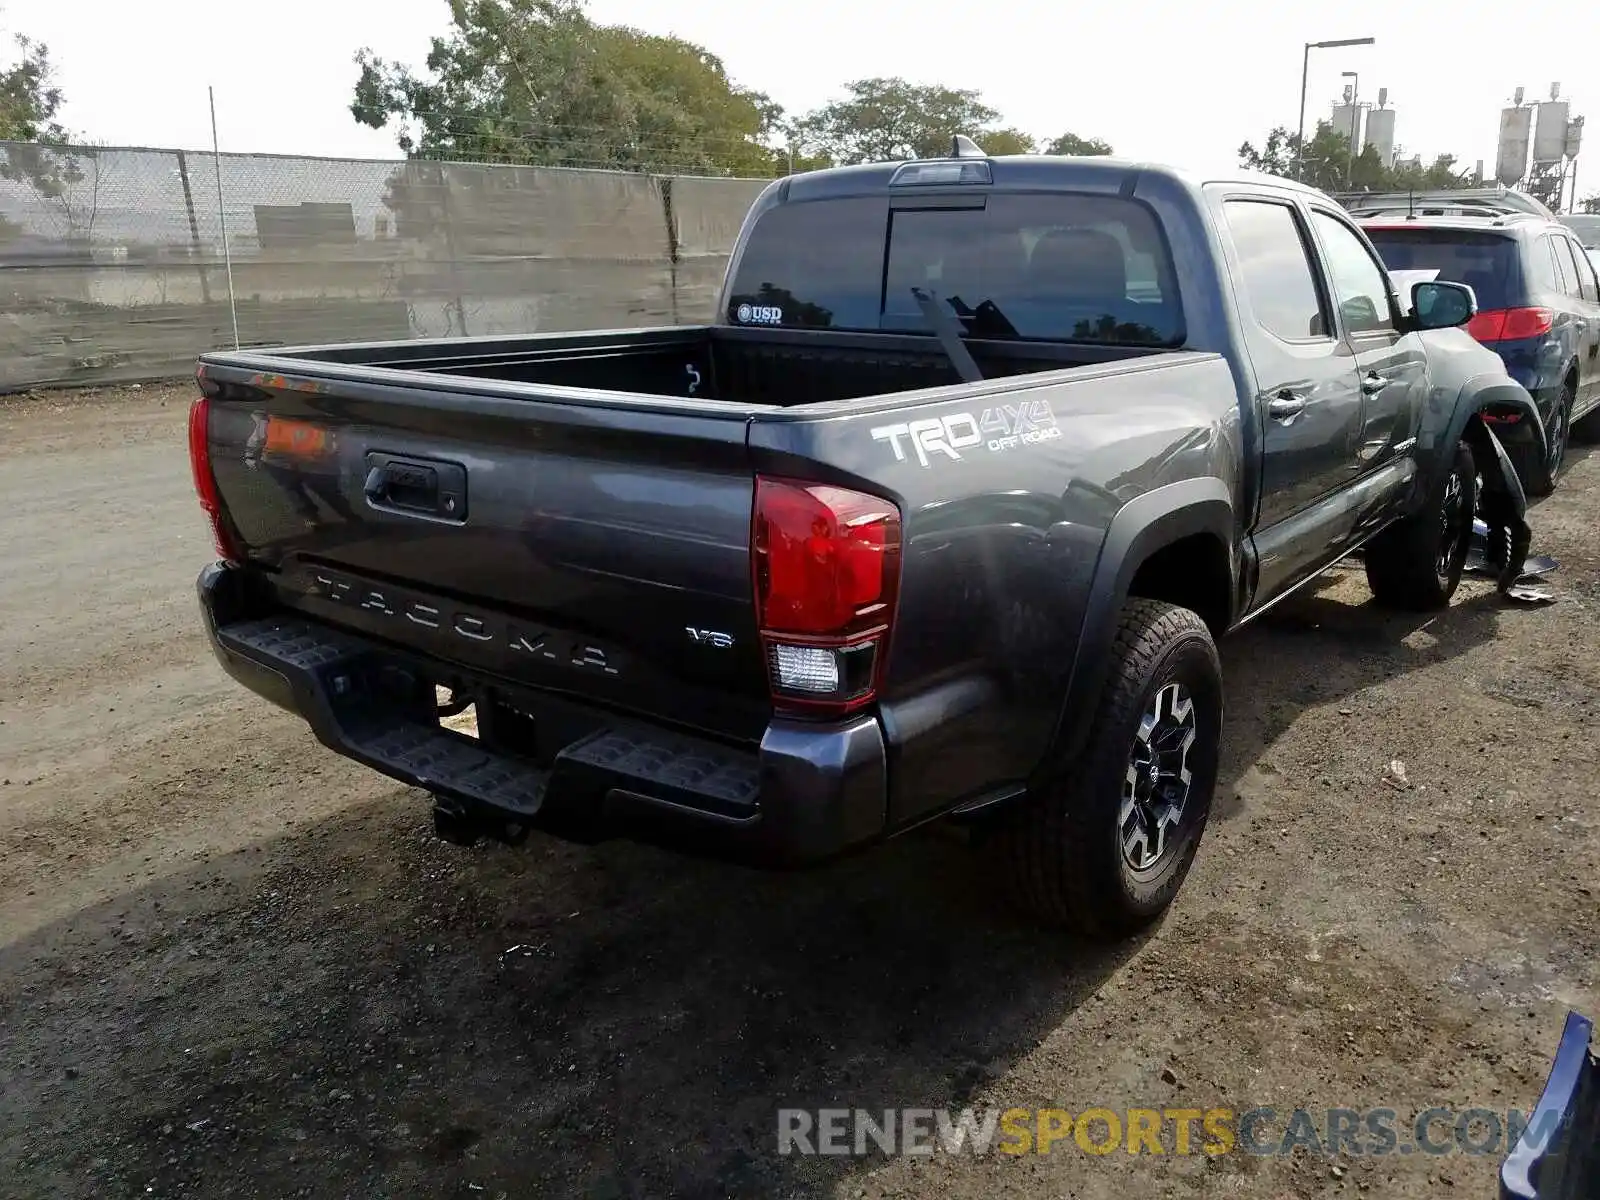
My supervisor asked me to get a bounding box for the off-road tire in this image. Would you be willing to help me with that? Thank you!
[1506,382,1573,498]
[1000,599,1222,941]
[1364,438,1476,610]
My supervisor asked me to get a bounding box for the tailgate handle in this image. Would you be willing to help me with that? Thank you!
[363,453,467,521]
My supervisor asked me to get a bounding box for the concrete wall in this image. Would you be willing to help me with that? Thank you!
[0,143,771,391]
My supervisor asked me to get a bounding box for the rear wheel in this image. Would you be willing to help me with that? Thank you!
[1507,382,1573,497]
[1000,599,1222,940]
[1365,437,1476,610]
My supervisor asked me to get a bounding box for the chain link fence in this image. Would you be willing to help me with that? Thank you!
[0,141,773,391]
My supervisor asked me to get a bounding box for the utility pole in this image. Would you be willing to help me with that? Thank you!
[1296,37,1376,182]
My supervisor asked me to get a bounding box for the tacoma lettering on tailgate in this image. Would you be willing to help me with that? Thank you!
[307,569,623,678]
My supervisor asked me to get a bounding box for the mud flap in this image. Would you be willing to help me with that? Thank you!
[1462,415,1531,592]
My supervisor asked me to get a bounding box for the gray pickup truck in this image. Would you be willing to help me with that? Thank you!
[189,146,1539,939]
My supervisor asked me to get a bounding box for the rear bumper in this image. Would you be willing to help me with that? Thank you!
[197,563,888,867]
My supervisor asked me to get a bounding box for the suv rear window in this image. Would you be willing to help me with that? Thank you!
[1361,228,1520,311]
[726,193,1184,346]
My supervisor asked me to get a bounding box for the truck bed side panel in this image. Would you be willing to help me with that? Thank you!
[747,353,1244,827]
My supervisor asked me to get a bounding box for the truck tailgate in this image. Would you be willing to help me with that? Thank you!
[197,366,771,742]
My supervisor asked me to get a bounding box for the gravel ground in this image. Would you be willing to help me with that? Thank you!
[1,383,1597,1200]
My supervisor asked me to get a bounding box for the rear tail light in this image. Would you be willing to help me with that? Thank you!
[188,393,241,564]
[1466,307,1554,343]
[752,476,902,718]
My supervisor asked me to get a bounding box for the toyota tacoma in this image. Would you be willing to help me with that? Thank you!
[189,144,1540,939]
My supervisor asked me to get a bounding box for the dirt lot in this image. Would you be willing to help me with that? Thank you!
[1,382,1597,1200]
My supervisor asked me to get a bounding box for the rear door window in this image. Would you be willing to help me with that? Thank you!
[1527,236,1562,295]
[1573,241,1600,302]
[727,192,1184,346]
[1548,235,1577,297]
[1363,228,1520,311]
[1555,236,1597,302]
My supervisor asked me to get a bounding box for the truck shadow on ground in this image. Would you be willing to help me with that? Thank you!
[1212,570,1512,820]
[0,578,1522,1200]
[0,797,1146,1198]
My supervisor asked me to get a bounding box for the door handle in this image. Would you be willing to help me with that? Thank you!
[1267,392,1307,420]
[1361,372,1389,395]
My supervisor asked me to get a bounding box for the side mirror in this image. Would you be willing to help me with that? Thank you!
[1411,280,1477,330]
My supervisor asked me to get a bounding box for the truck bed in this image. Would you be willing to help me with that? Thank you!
[194,318,1231,849]
[238,323,1170,409]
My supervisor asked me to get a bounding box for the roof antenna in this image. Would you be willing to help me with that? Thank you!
[951,134,985,158]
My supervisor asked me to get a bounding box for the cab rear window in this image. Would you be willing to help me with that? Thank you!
[726,193,1185,346]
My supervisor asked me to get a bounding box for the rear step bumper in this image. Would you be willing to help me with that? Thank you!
[197,563,888,867]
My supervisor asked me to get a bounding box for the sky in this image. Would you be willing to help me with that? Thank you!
[3,0,1597,182]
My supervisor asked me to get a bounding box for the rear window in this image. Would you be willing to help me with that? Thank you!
[1362,228,1521,311]
[726,193,1184,346]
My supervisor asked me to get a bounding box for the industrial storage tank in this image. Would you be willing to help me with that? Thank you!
[1331,103,1362,148]
[1364,107,1396,168]
[1497,105,1533,185]
[1534,100,1571,163]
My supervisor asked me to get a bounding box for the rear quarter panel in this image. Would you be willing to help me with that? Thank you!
[748,352,1244,828]
[1490,335,1562,398]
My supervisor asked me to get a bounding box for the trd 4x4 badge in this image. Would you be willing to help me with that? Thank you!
[869,400,1062,468]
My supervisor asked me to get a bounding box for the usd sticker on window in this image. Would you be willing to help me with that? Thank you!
[736,304,784,325]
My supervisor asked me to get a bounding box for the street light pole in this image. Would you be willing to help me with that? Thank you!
[1343,71,1360,186]
[1295,36,1376,182]
[1296,43,1312,182]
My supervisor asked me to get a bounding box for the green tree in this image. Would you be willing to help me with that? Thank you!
[1,15,87,236]
[0,24,64,141]
[1388,152,1473,191]
[1239,120,1469,193]
[1042,131,1113,156]
[1582,195,1600,215]
[981,127,1040,156]
[789,78,1037,164]
[351,0,784,176]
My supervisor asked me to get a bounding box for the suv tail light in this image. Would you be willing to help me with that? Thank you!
[188,393,241,564]
[1467,307,1555,343]
[752,476,902,718]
